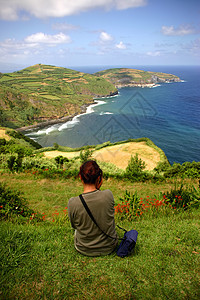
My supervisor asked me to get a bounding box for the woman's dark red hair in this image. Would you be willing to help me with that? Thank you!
[79,160,103,184]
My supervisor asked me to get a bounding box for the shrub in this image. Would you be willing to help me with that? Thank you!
[97,161,124,179]
[8,143,33,157]
[53,143,59,150]
[115,190,142,220]
[0,183,42,221]
[54,155,69,169]
[125,154,147,182]
[154,161,170,174]
[164,161,200,179]
[162,183,200,210]
[22,156,57,170]
[116,190,169,221]
[79,149,93,164]
[0,153,23,172]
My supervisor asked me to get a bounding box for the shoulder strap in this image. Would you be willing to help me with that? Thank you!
[79,194,117,240]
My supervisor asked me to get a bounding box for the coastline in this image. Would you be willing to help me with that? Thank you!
[16,103,91,132]
[17,92,118,133]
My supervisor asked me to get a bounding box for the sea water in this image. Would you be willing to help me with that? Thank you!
[24,66,200,164]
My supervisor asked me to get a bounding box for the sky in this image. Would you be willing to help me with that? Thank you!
[0,0,200,71]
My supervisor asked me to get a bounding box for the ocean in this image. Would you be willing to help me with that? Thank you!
[24,65,200,164]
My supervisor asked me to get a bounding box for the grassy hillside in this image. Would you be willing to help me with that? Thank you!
[95,68,181,87]
[0,126,42,150]
[0,64,117,128]
[0,173,199,299]
[0,127,199,299]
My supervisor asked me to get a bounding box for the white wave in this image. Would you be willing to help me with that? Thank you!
[27,125,59,136]
[58,100,106,131]
[85,100,105,112]
[110,94,118,98]
[58,115,80,131]
[46,125,59,134]
[100,112,113,115]
[94,93,118,99]
[151,84,161,88]
[26,129,47,136]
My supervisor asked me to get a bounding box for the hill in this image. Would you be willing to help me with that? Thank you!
[0,64,181,129]
[42,138,169,171]
[0,64,117,128]
[95,68,181,88]
[0,127,42,150]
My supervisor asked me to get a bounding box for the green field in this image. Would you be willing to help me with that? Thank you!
[0,172,199,299]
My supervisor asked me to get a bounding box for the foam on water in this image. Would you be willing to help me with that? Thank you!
[151,84,161,88]
[46,125,59,134]
[58,100,106,131]
[58,115,80,131]
[100,112,113,115]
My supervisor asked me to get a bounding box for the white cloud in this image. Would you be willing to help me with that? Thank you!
[0,32,72,61]
[146,51,161,57]
[115,0,147,10]
[161,25,196,36]
[52,23,80,31]
[25,32,71,44]
[99,31,113,43]
[0,0,147,20]
[115,41,126,49]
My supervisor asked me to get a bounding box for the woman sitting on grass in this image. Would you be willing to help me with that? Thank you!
[68,160,118,256]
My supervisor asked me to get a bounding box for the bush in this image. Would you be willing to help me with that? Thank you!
[54,155,69,169]
[22,156,57,170]
[79,149,93,164]
[162,183,200,210]
[164,161,200,179]
[125,154,147,182]
[33,168,79,179]
[97,161,124,179]
[0,153,22,172]
[116,190,141,220]
[154,161,170,174]
[0,183,42,221]
[115,190,166,220]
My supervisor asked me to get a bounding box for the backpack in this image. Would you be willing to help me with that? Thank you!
[116,229,138,258]
[79,194,138,258]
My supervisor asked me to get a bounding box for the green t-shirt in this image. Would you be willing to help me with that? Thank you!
[68,189,118,256]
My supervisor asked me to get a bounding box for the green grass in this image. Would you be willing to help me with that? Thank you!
[0,172,199,299]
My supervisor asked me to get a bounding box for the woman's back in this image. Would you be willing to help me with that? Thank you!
[68,189,118,256]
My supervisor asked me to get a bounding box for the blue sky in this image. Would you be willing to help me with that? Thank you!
[0,0,199,71]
